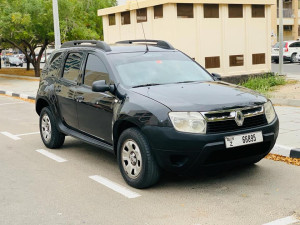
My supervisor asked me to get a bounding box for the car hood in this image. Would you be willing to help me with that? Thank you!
[130,81,267,112]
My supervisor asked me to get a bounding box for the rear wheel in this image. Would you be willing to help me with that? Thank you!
[291,53,297,63]
[39,107,65,149]
[117,128,160,189]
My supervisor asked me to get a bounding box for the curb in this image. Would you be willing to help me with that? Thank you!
[0,90,36,100]
[271,144,300,159]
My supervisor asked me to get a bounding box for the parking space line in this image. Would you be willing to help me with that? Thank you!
[0,132,21,140]
[17,132,40,137]
[36,149,67,163]
[0,102,26,106]
[262,216,299,225]
[89,175,141,199]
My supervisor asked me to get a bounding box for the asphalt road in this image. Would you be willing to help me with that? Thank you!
[0,95,299,225]
[271,62,300,80]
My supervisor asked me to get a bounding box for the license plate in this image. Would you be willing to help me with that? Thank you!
[225,131,263,148]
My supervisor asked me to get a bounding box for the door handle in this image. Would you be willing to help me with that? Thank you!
[75,96,84,102]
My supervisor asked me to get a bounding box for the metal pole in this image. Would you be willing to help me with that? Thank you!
[52,0,61,49]
[278,0,283,75]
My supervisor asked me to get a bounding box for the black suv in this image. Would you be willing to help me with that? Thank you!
[36,40,279,188]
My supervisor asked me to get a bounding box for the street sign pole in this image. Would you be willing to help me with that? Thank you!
[278,0,283,75]
[52,0,61,49]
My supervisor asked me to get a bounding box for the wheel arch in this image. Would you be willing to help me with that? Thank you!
[36,97,50,115]
[113,119,141,155]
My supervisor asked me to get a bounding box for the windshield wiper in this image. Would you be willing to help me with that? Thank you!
[132,83,161,88]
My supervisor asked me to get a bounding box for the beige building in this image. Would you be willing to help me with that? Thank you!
[271,0,300,44]
[98,0,275,77]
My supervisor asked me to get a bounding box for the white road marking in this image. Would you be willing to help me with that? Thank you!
[262,215,300,225]
[89,175,141,199]
[36,149,67,163]
[271,144,294,157]
[0,132,21,140]
[17,131,40,137]
[0,102,26,106]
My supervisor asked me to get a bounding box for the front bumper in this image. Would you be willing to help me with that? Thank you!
[142,117,279,174]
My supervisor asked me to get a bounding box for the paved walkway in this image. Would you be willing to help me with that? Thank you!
[0,74,39,97]
[0,74,299,151]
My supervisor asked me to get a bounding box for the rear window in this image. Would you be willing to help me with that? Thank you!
[109,52,213,87]
[273,42,287,48]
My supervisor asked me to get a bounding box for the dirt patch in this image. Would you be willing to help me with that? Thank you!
[270,80,300,100]
[0,68,38,77]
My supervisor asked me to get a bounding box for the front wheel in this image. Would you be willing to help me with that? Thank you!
[39,107,65,149]
[117,128,160,189]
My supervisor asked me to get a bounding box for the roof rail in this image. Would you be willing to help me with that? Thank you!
[116,40,175,50]
[61,40,112,52]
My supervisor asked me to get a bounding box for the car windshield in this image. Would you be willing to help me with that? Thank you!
[109,51,213,87]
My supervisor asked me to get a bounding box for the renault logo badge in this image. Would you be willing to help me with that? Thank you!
[235,111,244,126]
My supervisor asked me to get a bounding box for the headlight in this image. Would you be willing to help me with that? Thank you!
[264,101,276,124]
[169,112,207,134]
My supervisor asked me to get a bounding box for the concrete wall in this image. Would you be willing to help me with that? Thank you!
[102,3,272,77]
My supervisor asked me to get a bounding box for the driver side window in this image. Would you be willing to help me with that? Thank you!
[84,54,109,87]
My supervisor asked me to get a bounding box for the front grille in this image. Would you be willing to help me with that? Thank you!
[206,114,268,134]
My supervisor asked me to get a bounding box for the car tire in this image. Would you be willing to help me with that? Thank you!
[291,53,297,63]
[117,128,161,189]
[20,64,23,67]
[39,107,65,149]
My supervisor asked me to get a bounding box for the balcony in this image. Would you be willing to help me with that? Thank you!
[277,8,294,18]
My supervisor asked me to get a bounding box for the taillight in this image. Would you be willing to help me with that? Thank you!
[284,42,289,52]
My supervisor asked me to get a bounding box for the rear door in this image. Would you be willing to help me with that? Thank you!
[76,53,116,144]
[56,52,84,129]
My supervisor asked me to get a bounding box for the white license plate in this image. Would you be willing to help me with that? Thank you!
[225,131,263,148]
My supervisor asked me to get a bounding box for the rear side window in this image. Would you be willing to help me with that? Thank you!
[289,42,300,47]
[83,54,109,86]
[48,52,63,77]
[62,52,83,83]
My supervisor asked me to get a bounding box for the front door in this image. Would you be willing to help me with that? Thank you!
[76,54,115,144]
[56,52,84,129]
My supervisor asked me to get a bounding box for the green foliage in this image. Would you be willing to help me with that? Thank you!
[0,0,116,43]
[240,73,286,94]
[0,0,116,75]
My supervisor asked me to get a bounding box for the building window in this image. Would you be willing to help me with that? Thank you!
[298,25,300,36]
[177,3,194,18]
[228,4,243,18]
[204,4,219,18]
[154,5,163,19]
[121,11,130,25]
[205,56,220,69]
[252,53,265,65]
[137,8,147,23]
[230,55,244,67]
[108,14,116,26]
[252,5,265,18]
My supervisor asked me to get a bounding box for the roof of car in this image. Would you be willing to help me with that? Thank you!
[59,40,176,54]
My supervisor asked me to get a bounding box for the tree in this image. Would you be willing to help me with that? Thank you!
[0,0,116,77]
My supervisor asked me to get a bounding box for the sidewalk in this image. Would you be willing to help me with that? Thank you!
[0,74,39,98]
[0,74,299,158]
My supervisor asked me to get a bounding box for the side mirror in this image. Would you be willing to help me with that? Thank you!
[212,73,222,81]
[92,80,114,93]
